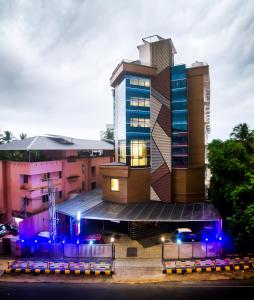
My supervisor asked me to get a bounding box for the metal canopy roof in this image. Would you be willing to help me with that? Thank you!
[56,189,221,222]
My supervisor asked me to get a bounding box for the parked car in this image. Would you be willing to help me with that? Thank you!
[5,224,18,236]
[196,226,218,242]
[0,224,8,237]
[172,228,198,243]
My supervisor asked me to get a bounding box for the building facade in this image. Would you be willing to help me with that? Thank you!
[0,136,113,222]
[101,35,210,203]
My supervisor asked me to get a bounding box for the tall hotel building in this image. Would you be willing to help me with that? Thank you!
[101,35,210,204]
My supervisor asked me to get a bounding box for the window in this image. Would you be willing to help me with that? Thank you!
[23,175,29,184]
[59,191,63,198]
[42,173,50,181]
[59,171,62,179]
[130,97,150,107]
[91,182,96,190]
[130,140,148,166]
[42,194,49,203]
[130,118,150,128]
[111,178,119,192]
[119,141,126,163]
[91,166,96,177]
[130,79,150,88]
[82,181,85,191]
[82,164,85,174]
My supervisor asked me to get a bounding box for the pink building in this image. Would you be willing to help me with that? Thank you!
[0,135,114,222]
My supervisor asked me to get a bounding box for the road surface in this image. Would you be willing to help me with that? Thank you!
[0,280,253,300]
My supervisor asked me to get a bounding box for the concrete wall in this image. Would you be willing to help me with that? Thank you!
[100,165,150,204]
[0,161,4,214]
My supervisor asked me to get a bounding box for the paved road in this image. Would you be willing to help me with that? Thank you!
[0,280,253,300]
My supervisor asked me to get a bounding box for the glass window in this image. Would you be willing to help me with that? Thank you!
[172,157,188,168]
[130,79,139,85]
[172,146,188,155]
[172,110,188,123]
[23,175,29,184]
[130,140,147,166]
[172,133,188,145]
[144,80,150,87]
[172,100,187,110]
[130,118,150,128]
[129,79,150,88]
[111,178,119,191]
[130,97,150,107]
[119,140,126,163]
[42,194,49,203]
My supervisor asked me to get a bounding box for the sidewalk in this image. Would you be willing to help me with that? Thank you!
[1,257,254,284]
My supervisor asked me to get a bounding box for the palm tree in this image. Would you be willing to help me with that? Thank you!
[230,123,254,141]
[19,133,27,140]
[2,131,14,143]
[230,123,254,152]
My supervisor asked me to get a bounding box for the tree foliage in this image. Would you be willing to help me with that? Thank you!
[208,123,254,250]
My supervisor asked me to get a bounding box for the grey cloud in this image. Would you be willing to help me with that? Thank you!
[0,0,253,141]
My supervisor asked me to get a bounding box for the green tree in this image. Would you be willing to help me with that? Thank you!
[230,123,254,152]
[102,128,114,141]
[208,125,254,251]
[1,130,14,143]
[19,133,27,140]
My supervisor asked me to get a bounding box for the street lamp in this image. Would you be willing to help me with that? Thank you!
[205,238,208,257]
[110,237,115,259]
[161,236,165,260]
[192,239,195,258]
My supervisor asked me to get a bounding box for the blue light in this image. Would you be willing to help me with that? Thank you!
[219,236,222,241]
[48,240,51,244]
[76,211,81,222]
[176,238,182,244]
[35,240,38,243]
[21,239,24,243]
[62,240,65,244]
[89,240,93,245]
[77,240,79,244]
[205,238,208,242]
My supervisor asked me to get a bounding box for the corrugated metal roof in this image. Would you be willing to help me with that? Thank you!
[56,189,221,222]
[0,135,113,151]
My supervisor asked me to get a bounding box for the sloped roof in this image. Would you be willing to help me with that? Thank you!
[56,189,221,222]
[0,135,114,151]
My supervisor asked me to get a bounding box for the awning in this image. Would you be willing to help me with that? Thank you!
[56,189,221,222]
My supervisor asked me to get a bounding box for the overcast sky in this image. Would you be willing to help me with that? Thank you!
[0,0,253,141]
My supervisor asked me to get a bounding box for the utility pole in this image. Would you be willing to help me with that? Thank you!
[48,178,57,243]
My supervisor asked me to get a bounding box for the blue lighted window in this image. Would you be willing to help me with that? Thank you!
[172,157,188,168]
[171,79,187,89]
[171,64,188,168]
[172,100,187,110]
[172,146,188,155]
[172,89,186,100]
[172,133,188,145]
[172,110,187,123]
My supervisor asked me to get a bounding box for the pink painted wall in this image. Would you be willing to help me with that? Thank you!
[5,161,63,216]
[0,161,4,213]
[0,154,112,221]
[19,210,49,239]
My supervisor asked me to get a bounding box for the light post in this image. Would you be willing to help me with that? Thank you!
[89,240,93,260]
[110,237,115,259]
[192,239,194,259]
[205,238,208,257]
[161,236,165,260]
